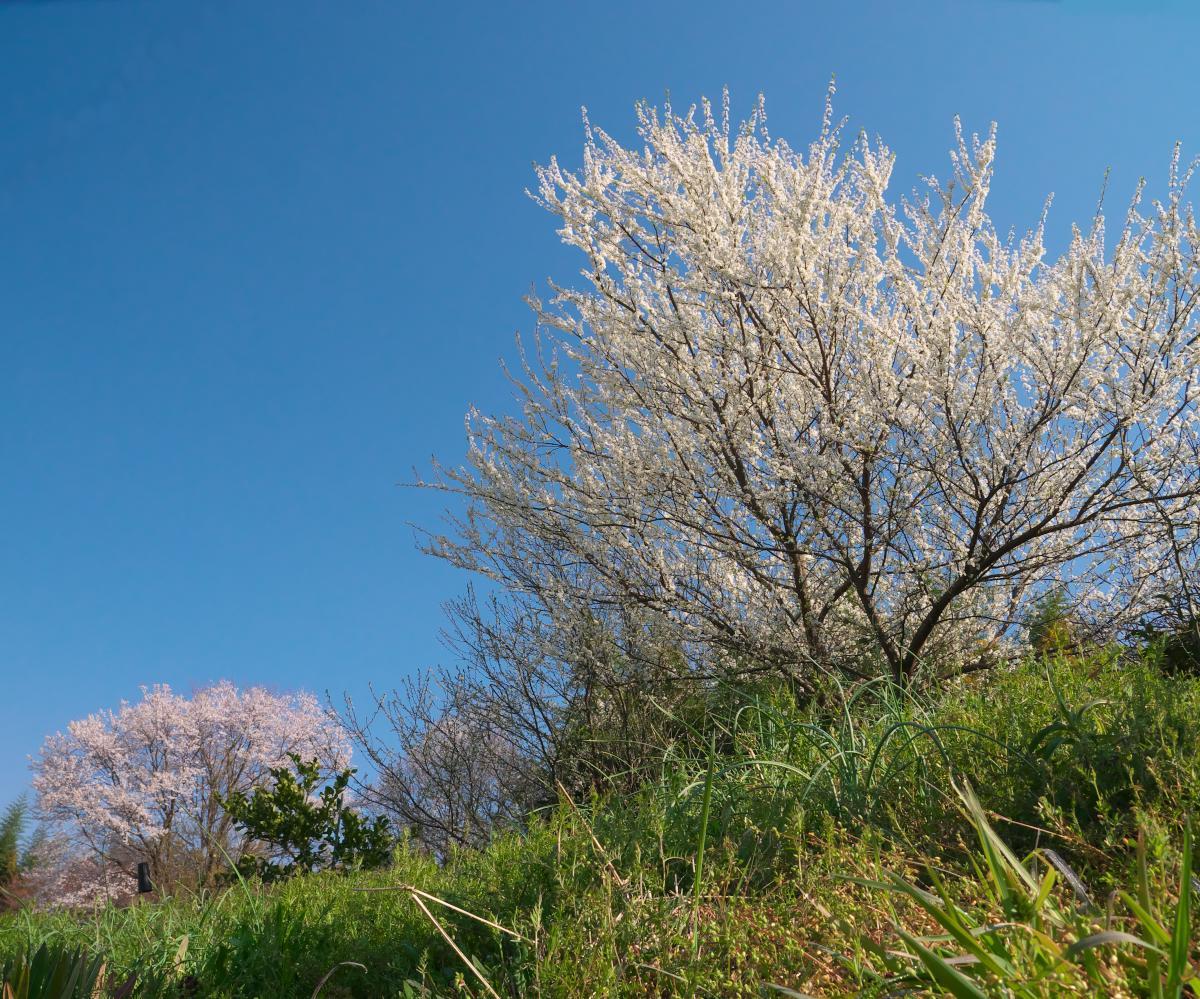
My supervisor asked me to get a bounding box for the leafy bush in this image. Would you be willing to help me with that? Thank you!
[221,756,393,883]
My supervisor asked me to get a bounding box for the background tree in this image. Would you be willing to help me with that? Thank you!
[341,588,718,853]
[0,797,45,910]
[342,662,534,854]
[32,682,348,899]
[423,91,1200,690]
[0,797,29,890]
[11,833,128,911]
[222,755,393,882]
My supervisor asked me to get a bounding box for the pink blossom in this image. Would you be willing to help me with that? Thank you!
[31,681,349,901]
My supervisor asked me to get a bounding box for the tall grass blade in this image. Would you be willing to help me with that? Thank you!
[895,929,990,999]
[688,732,717,995]
[311,961,367,998]
[1165,821,1193,997]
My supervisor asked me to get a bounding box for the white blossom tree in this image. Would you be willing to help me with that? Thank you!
[31,682,350,898]
[425,91,1200,688]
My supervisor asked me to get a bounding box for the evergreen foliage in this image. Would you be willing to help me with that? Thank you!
[222,756,393,883]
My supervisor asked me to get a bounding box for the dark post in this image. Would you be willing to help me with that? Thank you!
[137,861,153,894]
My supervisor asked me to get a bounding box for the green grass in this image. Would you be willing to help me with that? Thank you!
[852,782,1197,997]
[3,648,1198,996]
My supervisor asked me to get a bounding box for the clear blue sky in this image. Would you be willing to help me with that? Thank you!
[2,0,1197,804]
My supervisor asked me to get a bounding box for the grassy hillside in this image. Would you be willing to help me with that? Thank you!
[3,649,1198,996]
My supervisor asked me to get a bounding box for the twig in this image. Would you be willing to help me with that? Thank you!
[311,961,366,998]
[408,890,503,999]
[556,780,630,889]
[354,884,528,942]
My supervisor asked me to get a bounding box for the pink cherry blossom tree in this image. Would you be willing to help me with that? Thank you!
[31,682,350,900]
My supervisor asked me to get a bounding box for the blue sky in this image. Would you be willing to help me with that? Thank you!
[2,0,1197,804]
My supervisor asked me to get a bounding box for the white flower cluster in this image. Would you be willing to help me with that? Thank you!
[428,91,1200,686]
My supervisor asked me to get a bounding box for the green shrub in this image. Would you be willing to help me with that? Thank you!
[221,755,393,883]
